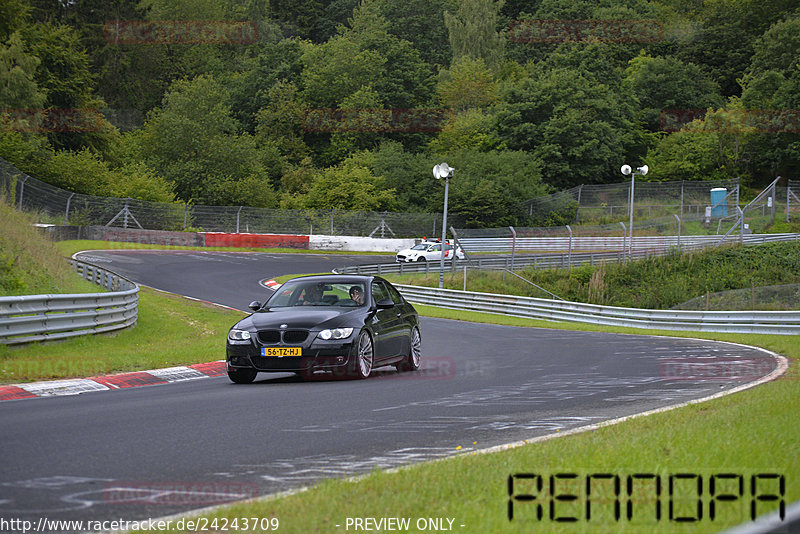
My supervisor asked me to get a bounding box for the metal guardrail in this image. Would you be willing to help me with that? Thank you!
[395,285,800,335]
[0,260,139,345]
[334,233,800,275]
[456,233,800,253]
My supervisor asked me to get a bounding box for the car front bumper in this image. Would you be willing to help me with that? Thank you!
[226,340,357,374]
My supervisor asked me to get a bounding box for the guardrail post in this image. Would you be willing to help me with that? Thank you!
[509,226,516,273]
[18,176,28,209]
[65,192,75,223]
[566,225,573,271]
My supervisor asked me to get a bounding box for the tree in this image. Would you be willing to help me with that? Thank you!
[0,0,29,41]
[300,36,385,109]
[137,75,278,205]
[227,39,304,133]
[20,22,118,154]
[428,109,502,154]
[495,65,638,188]
[302,155,396,211]
[737,16,800,182]
[0,32,44,110]
[255,80,310,166]
[369,140,433,212]
[326,86,386,163]
[623,53,723,131]
[437,56,498,112]
[678,0,800,97]
[444,0,506,70]
[434,148,548,227]
[377,0,451,67]
[299,0,435,163]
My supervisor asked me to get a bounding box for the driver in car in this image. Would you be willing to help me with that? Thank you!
[301,284,324,305]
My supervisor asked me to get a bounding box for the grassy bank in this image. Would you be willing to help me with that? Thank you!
[389,241,800,309]
[0,200,99,295]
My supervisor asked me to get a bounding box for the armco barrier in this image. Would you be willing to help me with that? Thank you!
[336,233,800,274]
[0,260,139,345]
[202,232,309,248]
[458,233,800,253]
[395,285,800,335]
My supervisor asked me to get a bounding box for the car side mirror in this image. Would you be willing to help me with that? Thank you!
[376,298,394,309]
[248,301,262,311]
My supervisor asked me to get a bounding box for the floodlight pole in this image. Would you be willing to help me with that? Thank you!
[433,163,454,289]
[628,172,635,259]
[621,164,648,260]
[439,172,450,289]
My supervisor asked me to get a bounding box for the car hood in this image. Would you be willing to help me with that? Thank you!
[237,307,359,331]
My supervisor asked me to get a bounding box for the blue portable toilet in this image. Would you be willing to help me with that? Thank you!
[710,188,728,217]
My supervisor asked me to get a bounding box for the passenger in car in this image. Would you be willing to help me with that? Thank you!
[349,285,365,306]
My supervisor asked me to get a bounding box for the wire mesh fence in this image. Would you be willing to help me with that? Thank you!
[672,284,800,311]
[2,157,797,238]
[0,158,462,237]
[519,178,744,224]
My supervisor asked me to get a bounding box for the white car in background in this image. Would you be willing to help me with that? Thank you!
[395,240,465,262]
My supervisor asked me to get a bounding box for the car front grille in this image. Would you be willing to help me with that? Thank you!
[283,330,308,343]
[257,329,309,344]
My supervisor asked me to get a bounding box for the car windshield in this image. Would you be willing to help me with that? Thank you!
[266,280,366,307]
[411,244,429,250]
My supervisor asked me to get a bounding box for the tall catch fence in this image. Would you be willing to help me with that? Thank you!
[520,177,800,230]
[2,157,796,238]
[672,284,800,311]
[0,158,461,237]
[520,178,742,223]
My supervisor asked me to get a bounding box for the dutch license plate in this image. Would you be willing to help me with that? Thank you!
[262,347,302,357]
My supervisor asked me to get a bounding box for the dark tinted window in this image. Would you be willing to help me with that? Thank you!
[385,282,404,305]
[371,281,390,304]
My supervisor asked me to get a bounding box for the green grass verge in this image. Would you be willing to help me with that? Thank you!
[0,287,244,383]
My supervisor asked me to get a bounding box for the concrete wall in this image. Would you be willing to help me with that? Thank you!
[43,225,413,252]
[204,232,309,249]
[309,235,415,253]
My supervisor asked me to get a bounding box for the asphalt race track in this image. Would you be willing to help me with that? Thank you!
[0,250,783,529]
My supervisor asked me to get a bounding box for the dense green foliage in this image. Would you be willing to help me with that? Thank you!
[1,0,799,227]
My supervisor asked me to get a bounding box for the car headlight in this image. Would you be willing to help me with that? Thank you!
[228,329,252,343]
[318,328,353,341]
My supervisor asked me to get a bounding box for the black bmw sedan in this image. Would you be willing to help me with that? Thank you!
[226,274,421,383]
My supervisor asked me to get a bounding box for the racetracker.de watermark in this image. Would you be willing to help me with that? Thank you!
[0,109,105,133]
[103,20,259,45]
[508,19,664,44]
[660,108,800,133]
[659,357,784,382]
[302,108,451,133]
